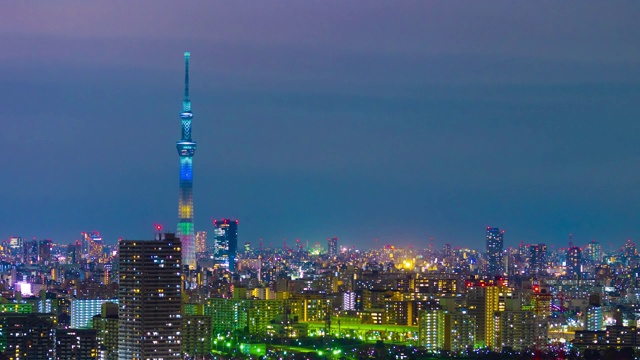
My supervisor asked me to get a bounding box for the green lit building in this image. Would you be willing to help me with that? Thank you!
[182,315,212,358]
[0,313,56,359]
[92,302,118,360]
[206,298,284,335]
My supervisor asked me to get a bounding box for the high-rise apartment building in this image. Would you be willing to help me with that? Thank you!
[83,231,103,262]
[118,234,183,360]
[486,227,504,275]
[92,302,119,360]
[468,282,513,349]
[213,219,238,272]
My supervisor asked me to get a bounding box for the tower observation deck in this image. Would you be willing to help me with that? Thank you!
[177,52,197,270]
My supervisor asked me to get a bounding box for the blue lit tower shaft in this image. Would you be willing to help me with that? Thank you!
[177,52,197,270]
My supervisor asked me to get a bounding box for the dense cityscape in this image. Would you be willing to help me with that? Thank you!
[2,225,640,360]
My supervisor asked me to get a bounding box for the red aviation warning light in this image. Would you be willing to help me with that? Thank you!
[155,224,162,232]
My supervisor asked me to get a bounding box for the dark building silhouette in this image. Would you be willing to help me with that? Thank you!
[486,227,504,275]
[0,313,56,359]
[56,328,98,360]
[566,246,582,279]
[528,243,547,276]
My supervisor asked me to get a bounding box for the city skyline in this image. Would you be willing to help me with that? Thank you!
[1,2,640,249]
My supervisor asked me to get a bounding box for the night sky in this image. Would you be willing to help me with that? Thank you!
[1,2,639,250]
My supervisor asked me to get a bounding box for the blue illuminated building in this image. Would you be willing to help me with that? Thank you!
[177,52,197,270]
[486,227,504,276]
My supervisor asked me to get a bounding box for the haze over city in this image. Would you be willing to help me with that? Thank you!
[1,2,639,249]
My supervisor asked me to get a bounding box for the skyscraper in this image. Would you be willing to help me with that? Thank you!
[213,219,238,272]
[177,51,197,270]
[528,243,547,276]
[486,227,504,275]
[328,236,338,257]
[118,234,183,360]
[566,246,582,279]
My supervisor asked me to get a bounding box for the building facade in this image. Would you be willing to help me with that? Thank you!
[486,227,504,276]
[117,234,183,360]
[213,219,238,272]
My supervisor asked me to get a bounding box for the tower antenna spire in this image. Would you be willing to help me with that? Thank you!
[183,51,191,112]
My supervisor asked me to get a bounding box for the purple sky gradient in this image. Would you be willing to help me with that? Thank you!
[0,2,639,249]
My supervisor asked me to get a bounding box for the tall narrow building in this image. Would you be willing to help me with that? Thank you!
[486,227,504,276]
[177,51,197,270]
[118,234,183,360]
[328,236,338,257]
[213,219,238,272]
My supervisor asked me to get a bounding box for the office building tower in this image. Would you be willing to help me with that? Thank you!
[195,231,207,254]
[528,243,547,276]
[9,237,23,258]
[56,328,98,360]
[176,51,197,270]
[566,246,582,279]
[38,239,53,265]
[328,236,338,257]
[586,240,602,263]
[486,227,504,275]
[81,231,103,262]
[118,234,183,360]
[89,232,104,262]
[23,239,39,265]
[213,219,238,272]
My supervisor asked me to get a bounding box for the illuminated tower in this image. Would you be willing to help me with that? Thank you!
[177,51,197,270]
